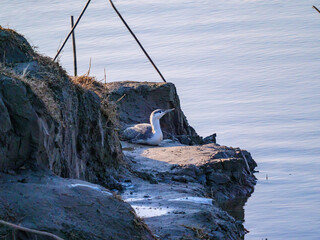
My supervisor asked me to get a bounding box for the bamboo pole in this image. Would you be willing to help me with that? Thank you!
[53,0,92,61]
[108,0,167,83]
[0,220,64,240]
[313,5,320,14]
[71,16,78,76]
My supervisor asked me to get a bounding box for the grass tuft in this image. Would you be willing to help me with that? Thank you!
[0,63,62,121]
[72,74,120,128]
[182,225,212,240]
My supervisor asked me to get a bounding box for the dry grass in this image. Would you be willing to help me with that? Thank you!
[1,27,122,129]
[0,27,71,121]
[72,74,120,128]
[0,25,34,62]
[182,225,212,240]
[112,192,123,201]
[0,220,64,240]
[132,214,158,240]
[0,63,62,121]
[72,74,95,90]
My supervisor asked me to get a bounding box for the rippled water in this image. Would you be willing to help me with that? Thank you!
[1,0,320,239]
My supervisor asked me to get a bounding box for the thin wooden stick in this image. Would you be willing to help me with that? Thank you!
[0,220,64,240]
[86,57,92,76]
[115,94,126,103]
[71,16,78,77]
[53,0,92,61]
[104,68,107,84]
[313,5,320,14]
[239,150,251,175]
[108,0,167,83]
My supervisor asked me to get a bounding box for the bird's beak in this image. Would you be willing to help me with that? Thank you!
[164,108,175,114]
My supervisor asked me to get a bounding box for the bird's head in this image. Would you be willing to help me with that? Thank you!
[150,108,175,120]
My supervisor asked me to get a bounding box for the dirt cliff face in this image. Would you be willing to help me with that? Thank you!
[0,27,123,187]
[107,81,202,145]
[0,27,155,240]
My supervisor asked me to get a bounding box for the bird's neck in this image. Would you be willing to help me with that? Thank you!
[150,117,162,134]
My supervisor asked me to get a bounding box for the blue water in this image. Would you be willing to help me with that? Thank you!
[1,0,320,239]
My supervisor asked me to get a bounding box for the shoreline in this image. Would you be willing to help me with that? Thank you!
[119,140,256,239]
[0,27,257,239]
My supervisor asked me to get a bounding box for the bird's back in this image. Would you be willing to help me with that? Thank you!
[121,123,153,141]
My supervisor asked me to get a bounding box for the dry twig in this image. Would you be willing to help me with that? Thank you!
[0,220,64,240]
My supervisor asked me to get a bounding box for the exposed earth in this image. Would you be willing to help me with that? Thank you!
[0,26,257,240]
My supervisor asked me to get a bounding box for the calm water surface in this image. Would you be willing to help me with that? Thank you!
[1,0,320,239]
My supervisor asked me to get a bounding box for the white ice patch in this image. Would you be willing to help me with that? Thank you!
[170,197,213,205]
[121,182,134,190]
[131,205,173,218]
[69,183,112,196]
[124,197,148,202]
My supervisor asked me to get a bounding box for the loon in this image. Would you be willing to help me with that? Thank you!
[122,108,175,146]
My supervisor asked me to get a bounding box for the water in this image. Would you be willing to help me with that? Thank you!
[1,0,320,239]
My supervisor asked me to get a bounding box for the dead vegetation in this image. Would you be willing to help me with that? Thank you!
[182,225,213,240]
[0,63,62,121]
[72,74,122,128]
[0,219,64,240]
[0,25,34,64]
[1,27,123,129]
[132,214,158,240]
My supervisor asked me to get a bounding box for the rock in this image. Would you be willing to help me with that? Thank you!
[211,151,226,159]
[232,169,243,181]
[202,133,217,144]
[207,172,231,184]
[0,76,41,170]
[121,141,256,239]
[0,171,155,240]
[106,81,202,145]
[0,95,11,133]
[0,26,34,64]
[0,27,123,188]
[211,231,226,239]
[220,158,243,172]
[0,27,258,240]
[171,164,199,179]
[176,135,193,145]
[171,175,195,183]
[215,192,230,204]
[197,174,207,185]
[238,150,257,171]
[134,171,158,184]
[13,61,40,76]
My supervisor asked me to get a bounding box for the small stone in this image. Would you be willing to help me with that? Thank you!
[202,133,217,144]
[172,210,186,214]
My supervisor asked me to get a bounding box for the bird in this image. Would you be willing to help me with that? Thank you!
[121,108,175,146]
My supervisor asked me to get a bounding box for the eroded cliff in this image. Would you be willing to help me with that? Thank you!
[0,26,154,240]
